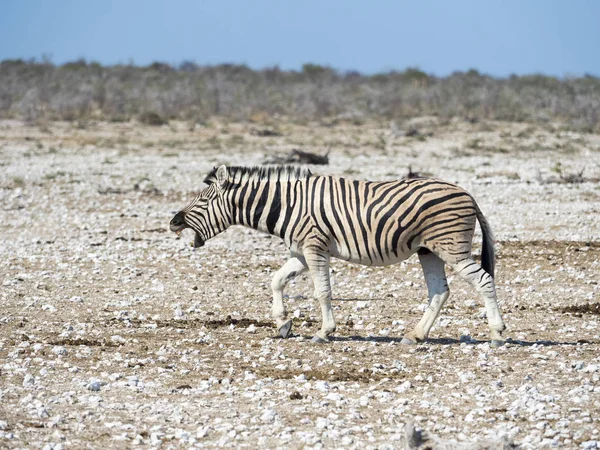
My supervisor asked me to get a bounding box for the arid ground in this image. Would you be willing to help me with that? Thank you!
[1,118,599,449]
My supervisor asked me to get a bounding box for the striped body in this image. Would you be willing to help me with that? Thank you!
[171,166,505,345]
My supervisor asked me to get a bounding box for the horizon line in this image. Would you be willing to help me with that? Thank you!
[2,56,598,80]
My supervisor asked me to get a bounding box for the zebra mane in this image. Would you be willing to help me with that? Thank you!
[203,165,313,186]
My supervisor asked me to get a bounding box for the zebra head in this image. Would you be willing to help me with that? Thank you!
[170,165,231,248]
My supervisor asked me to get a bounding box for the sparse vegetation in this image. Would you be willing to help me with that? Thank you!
[139,111,167,126]
[1,59,599,131]
[547,162,592,183]
[11,176,25,187]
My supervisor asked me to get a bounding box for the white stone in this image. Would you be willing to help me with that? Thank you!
[315,380,330,392]
[174,304,185,319]
[315,417,329,429]
[396,380,412,392]
[87,379,103,392]
[260,409,277,423]
[110,335,126,344]
[52,346,68,356]
[23,374,35,386]
[326,392,343,402]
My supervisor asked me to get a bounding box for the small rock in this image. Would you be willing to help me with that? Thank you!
[396,380,412,392]
[32,343,44,352]
[150,431,164,445]
[260,409,277,423]
[393,360,407,371]
[315,417,329,429]
[110,335,126,345]
[354,301,369,311]
[196,426,210,438]
[51,346,68,356]
[174,304,185,320]
[315,380,330,392]
[289,391,303,400]
[464,300,477,308]
[326,392,343,402]
[126,375,140,387]
[246,324,257,333]
[87,379,104,392]
[23,374,35,386]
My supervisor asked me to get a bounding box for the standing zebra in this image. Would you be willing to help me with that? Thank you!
[170,166,506,347]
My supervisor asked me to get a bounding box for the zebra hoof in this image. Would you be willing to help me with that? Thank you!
[490,339,505,348]
[278,320,293,339]
[311,335,329,344]
[400,337,417,345]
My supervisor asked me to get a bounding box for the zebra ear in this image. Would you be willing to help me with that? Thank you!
[216,165,228,189]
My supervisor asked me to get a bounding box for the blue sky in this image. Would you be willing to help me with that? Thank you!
[1,0,599,77]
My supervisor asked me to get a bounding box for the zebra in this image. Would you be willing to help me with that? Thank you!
[170,165,506,347]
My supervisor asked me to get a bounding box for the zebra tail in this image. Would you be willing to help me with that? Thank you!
[474,202,495,279]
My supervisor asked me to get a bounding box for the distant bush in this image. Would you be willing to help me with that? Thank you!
[139,111,167,126]
[0,59,599,130]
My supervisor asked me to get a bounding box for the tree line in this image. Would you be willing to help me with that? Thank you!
[1,59,598,130]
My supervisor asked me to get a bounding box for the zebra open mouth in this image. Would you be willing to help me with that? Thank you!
[170,212,204,247]
[170,225,204,248]
[170,224,187,235]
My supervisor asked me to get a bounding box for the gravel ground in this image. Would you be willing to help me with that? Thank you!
[1,118,599,449]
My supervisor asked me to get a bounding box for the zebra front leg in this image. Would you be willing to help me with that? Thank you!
[402,250,450,344]
[451,258,506,347]
[305,250,336,343]
[271,256,308,338]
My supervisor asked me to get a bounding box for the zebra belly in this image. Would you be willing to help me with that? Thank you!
[328,240,415,267]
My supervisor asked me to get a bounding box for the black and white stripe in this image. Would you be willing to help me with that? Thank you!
[171,166,506,346]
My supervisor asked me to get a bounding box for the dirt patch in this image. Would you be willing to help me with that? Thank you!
[557,302,600,315]
[47,338,123,347]
[202,317,274,329]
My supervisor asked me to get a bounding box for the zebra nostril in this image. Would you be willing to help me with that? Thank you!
[170,212,185,227]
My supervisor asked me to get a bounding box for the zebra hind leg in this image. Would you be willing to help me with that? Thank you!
[271,256,307,338]
[401,249,450,345]
[451,257,506,347]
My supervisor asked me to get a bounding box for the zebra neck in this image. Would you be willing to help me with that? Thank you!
[226,179,300,239]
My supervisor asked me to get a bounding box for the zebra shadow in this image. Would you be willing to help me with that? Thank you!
[425,337,594,347]
[293,335,594,347]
